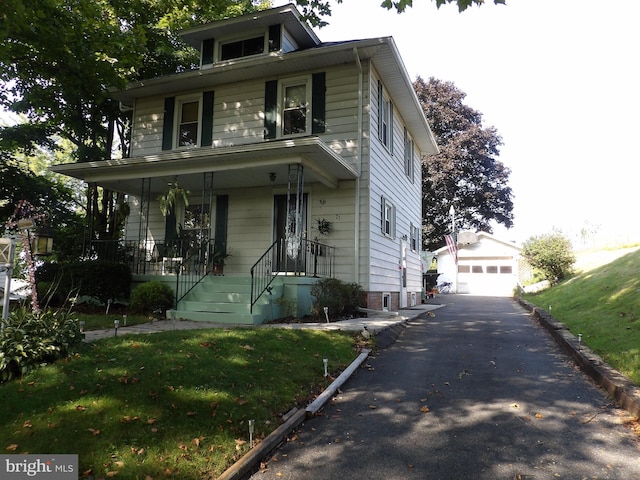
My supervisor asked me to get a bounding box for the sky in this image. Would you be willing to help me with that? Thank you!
[293,0,640,244]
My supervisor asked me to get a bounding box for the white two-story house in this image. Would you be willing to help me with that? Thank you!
[51,4,438,324]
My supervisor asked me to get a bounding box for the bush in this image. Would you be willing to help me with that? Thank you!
[129,281,175,315]
[310,278,363,321]
[36,260,132,307]
[0,308,83,383]
[521,232,576,283]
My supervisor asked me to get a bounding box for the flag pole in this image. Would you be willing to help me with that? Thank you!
[449,205,457,293]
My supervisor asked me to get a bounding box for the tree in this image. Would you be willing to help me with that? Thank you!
[380,0,505,14]
[413,76,513,251]
[521,232,576,283]
[0,151,85,262]
[1,0,259,248]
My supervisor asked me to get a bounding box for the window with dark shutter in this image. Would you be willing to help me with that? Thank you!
[202,38,214,65]
[264,80,278,139]
[312,72,326,134]
[268,24,281,52]
[201,91,214,147]
[162,97,175,151]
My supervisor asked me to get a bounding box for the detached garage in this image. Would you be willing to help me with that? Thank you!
[435,231,524,296]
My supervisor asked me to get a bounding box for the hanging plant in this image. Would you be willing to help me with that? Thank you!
[316,218,332,236]
[158,182,190,216]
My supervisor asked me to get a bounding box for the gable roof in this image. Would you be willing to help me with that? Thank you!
[434,231,521,255]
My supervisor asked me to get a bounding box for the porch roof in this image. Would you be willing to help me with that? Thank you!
[50,136,359,195]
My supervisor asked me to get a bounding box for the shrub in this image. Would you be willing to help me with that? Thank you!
[310,278,363,320]
[521,232,576,283]
[129,281,175,314]
[36,260,132,306]
[0,308,82,383]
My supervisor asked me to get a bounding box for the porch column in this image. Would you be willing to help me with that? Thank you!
[285,164,304,261]
[138,177,151,274]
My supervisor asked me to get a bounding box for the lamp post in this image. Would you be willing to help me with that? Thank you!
[6,200,53,316]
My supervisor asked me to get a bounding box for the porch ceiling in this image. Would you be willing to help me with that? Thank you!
[50,137,359,195]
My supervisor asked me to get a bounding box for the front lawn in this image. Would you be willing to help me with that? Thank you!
[0,327,362,479]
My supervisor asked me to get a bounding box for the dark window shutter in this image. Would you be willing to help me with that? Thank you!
[389,102,394,154]
[268,24,281,52]
[162,97,175,151]
[377,80,383,141]
[202,38,214,65]
[201,90,214,147]
[312,72,326,134]
[264,80,278,139]
[164,208,177,242]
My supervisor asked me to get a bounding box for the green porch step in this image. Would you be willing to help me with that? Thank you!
[170,275,279,325]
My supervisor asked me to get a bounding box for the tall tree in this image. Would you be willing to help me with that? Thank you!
[0,0,259,246]
[414,76,513,250]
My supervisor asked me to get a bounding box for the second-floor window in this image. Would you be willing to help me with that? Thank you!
[283,82,308,135]
[378,80,394,153]
[178,100,200,147]
[162,91,214,151]
[264,72,326,140]
[404,127,415,182]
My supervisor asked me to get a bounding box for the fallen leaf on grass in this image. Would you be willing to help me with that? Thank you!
[106,471,119,477]
[242,344,254,351]
[186,411,197,416]
[76,405,86,411]
[6,444,18,451]
[23,420,32,428]
[88,428,100,436]
[235,398,248,406]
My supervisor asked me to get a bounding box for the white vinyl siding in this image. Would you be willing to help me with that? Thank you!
[129,65,361,164]
[368,68,423,294]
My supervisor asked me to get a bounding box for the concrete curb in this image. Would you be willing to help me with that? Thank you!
[216,349,373,480]
[517,297,640,418]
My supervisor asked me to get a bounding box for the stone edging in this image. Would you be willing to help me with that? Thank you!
[517,297,640,418]
[216,349,373,480]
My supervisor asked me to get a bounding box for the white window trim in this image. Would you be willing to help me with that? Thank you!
[278,75,312,138]
[404,127,415,182]
[175,94,202,149]
[378,80,394,153]
[382,196,396,239]
[216,29,267,63]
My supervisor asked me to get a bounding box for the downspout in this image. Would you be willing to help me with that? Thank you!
[353,47,363,285]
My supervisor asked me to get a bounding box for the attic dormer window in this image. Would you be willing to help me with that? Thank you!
[220,35,265,61]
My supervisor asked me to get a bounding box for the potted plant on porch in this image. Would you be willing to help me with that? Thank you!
[211,246,232,275]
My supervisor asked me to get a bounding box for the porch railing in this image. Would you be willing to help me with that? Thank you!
[250,237,334,313]
[87,237,335,313]
[85,239,211,306]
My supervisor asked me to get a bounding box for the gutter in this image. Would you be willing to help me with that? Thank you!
[353,46,363,286]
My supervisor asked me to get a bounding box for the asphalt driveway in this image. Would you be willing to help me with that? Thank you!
[249,295,640,479]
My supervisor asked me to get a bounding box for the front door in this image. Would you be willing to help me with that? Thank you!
[273,194,307,273]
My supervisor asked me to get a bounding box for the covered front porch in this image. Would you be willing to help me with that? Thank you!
[51,137,359,324]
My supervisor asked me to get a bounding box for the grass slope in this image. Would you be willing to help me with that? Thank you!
[523,247,640,385]
[0,327,361,479]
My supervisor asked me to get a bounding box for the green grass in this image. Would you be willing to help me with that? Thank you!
[522,247,640,385]
[0,327,362,479]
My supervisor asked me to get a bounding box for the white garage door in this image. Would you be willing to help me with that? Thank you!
[456,262,517,296]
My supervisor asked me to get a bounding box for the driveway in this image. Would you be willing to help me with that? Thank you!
[249,295,640,479]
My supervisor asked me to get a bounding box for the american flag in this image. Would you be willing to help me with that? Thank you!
[445,234,458,264]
